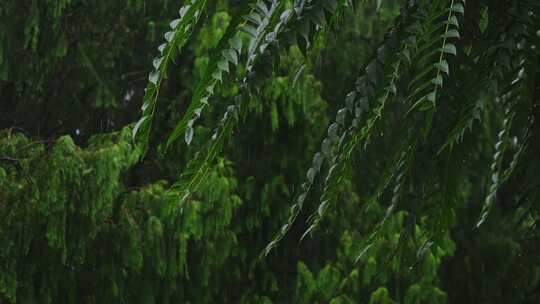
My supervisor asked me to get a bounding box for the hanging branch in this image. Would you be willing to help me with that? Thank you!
[133,0,209,155]
[165,0,284,148]
[264,1,420,255]
[168,1,344,207]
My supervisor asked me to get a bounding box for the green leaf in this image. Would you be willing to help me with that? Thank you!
[434,60,449,75]
[312,153,322,171]
[432,75,443,86]
[426,91,437,103]
[336,109,347,125]
[229,36,242,52]
[245,12,262,25]
[149,71,159,85]
[185,126,194,145]
[449,15,459,28]
[222,49,238,65]
[158,43,167,54]
[445,29,461,39]
[206,84,215,94]
[242,25,258,37]
[212,70,223,82]
[170,18,181,29]
[152,57,163,70]
[217,59,229,73]
[442,43,457,55]
[307,168,316,183]
[327,123,339,138]
[164,31,174,42]
[179,6,188,18]
[132,116,149,139]
[253,1,269,17]
[451,3,465,14]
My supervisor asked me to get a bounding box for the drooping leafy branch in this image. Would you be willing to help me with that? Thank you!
[353,0,466,257]
[476,0,540,226]
[133,0,208,154]
[128,0,540,275]
[264,0,467,256]
[264,1,421,255]
[165,0,347,203]
[165,0,285,148]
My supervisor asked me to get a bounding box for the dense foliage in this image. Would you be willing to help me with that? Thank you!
[1,0,540,303]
